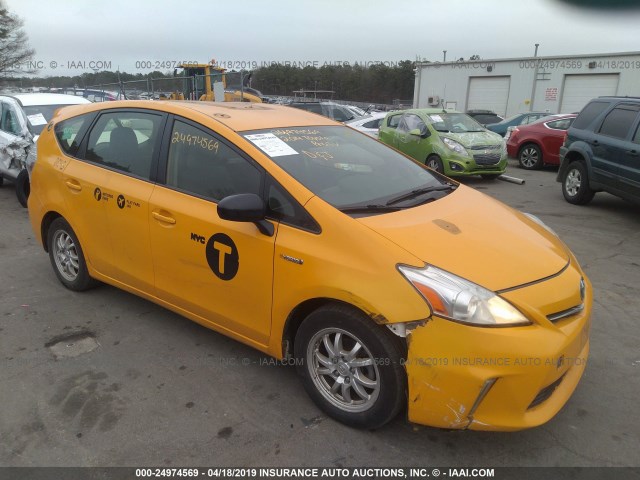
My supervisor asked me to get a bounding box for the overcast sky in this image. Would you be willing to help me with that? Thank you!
[7,0,640,76]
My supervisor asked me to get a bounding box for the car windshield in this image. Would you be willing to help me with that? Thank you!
[23,104,72,135]
[242,126,452,212]
[427,113,484,133]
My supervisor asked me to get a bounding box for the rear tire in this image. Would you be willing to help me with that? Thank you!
[518,144,543,170]
[16,170,30,208]
[426,155,444,173]
[562,161,595,205]
[47,218,99,291]
[294,304,406,429]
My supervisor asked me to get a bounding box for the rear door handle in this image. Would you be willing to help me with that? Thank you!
[65,179,82,191]
[152,211,176,225]
[590,140,599,146]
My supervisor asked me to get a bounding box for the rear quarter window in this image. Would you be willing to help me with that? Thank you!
[572,101,609,130]
[54,114,93,157]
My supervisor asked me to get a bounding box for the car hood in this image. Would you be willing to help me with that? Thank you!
[357,185,569,291]
[441,130,503,147]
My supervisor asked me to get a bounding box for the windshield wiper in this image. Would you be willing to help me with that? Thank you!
[339,204,404,214]
[385,183,457,206]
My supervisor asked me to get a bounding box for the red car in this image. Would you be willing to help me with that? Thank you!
[506,114,577,170]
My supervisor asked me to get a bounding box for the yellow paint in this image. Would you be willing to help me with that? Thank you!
[29,100,592,431]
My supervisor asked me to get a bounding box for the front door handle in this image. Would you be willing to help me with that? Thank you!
[152,211,176,224]
[65,179,82,191]
[629,150,639,157]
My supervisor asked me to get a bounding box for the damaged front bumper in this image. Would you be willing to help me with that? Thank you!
[405,265,592,431]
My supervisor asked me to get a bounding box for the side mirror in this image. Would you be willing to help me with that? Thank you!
[217,193,274,236]
[408,127,429,138]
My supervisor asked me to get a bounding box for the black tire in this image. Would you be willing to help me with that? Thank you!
[47,218,99,291]
[480,174,501,180]
[518,143,543,170]
[561,161,595,205]
[15,169,30,208]
[425,155,444,173]
[294,304,406,429]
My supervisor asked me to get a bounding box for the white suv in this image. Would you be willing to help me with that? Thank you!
[0,93,91,206]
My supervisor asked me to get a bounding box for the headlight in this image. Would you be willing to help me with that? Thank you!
[442,137,469,157]
[398,264,531,327]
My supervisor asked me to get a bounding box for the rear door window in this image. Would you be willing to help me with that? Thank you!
[84,111,164,180]
[598,106,639,140]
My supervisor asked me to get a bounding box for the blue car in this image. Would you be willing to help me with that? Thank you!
[486,112,553,137]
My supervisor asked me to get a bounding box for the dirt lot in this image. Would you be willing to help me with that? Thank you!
[1,159,639,467]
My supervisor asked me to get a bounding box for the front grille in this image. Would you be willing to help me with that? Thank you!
[469,144,501,151]
[547,304,584,323]
[473,153,501,165]
[528,374,566,409]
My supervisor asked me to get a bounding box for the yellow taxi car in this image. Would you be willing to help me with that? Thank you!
[28,101,591,431]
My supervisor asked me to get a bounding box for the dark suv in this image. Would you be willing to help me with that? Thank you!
[557,97,640,205]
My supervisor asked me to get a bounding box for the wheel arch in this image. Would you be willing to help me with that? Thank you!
[41,211,64,252]
[280,297,402,359]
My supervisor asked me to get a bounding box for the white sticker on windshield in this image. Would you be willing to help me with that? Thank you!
[27,113,48,126]
[429,115,443,123]
[244,133,298,157]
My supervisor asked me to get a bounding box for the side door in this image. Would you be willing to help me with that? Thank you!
[619,113,640,199]
[591,104,639,189]
[148,117,276,345]
[378,113,402,147]
[79,109,166,292]
[395,113,429,162]
[0,96,31,178]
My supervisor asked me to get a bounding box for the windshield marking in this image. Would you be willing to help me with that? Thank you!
[244,133,299,157]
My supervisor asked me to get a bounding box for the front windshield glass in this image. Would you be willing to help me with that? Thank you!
[427,113,484,133]
[242,126,451,210]
[498,114,521,125]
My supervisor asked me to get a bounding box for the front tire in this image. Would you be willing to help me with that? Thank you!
[15,170,30,208]
[518,144,543,170]
[562,161,595,205]
[294,304,406,429]
[426,155,444,173]
[47,218,98,291]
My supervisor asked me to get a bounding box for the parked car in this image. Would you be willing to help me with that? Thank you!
[30,100,591,431]
[506,114,577,169]
[379,109,507,179]
[345,105,367,117]
[466,109,504,126]
[557,96,640,205]
[0,93,91,206]
[345,111,387,137]
[486,112,553,137]
[288,101,361,122]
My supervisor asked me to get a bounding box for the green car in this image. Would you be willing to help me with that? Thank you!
[379,109,508,179]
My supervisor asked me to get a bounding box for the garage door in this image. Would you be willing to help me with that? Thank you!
[467,77,510,116]
[560,74,619,114]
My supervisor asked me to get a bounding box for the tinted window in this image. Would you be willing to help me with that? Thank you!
[598,107,638,139]
[634,124,640,144]
[472,114,500,124]
[54,115,93,156]
[572,101,609,130]
[266,176,320,233]
[166,119,262,201]
[85,111,163,179]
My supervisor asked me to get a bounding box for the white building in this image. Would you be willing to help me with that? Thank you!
[413,51,640,116]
